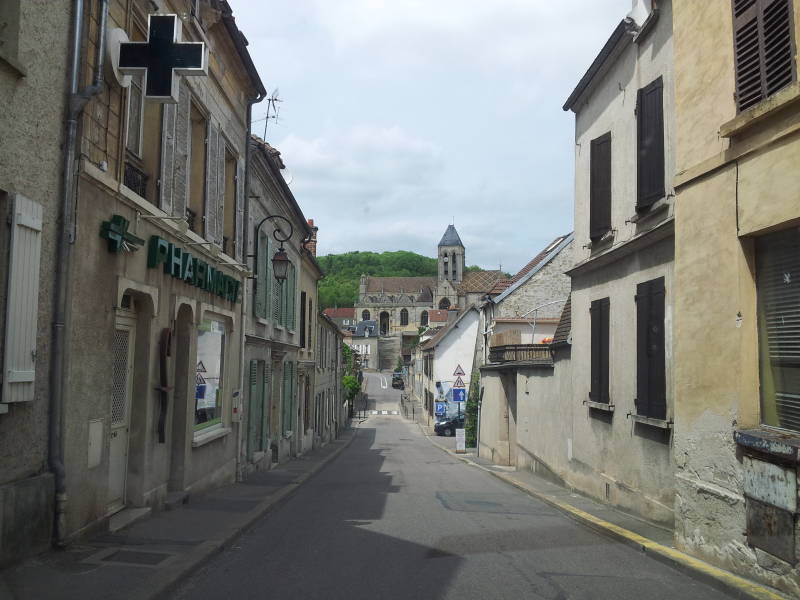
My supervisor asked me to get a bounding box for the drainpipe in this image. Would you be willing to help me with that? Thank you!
[237,94,265,480]
[50,0,108,547]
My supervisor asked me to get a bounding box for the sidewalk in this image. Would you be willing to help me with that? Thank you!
[0,428,357,600]
[424,431,790,600]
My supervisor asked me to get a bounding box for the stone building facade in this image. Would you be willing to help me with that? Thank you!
[354,225,503,342]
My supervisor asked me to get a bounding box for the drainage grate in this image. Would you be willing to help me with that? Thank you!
[102,550,171,565]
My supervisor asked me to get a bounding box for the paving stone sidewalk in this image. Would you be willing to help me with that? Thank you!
[0,428,357,600]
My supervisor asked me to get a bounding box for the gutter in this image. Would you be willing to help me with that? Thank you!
[50,0,108,547]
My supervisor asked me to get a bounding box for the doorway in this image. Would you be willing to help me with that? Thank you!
[107,311,136,514]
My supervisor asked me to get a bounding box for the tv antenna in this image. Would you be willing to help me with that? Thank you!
[251,88,282,138]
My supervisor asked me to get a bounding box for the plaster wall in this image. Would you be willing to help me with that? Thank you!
[478,370,512,465]
[0,0,69,563]
[570,236,675,524]
[573,2,675,261]
[672,1,800,592]
[432,310,480,392]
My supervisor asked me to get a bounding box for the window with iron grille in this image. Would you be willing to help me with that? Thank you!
[589,133,612,242]
[635,278,666,419]
[757,228,800,432]
[733,0,796,112]
[590,297,610,404]
[636,77,665,211]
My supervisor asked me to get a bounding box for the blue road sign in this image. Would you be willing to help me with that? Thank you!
[452,388,466,402]
[435,402,446,416]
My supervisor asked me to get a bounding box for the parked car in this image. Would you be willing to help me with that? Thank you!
[391,373,404,389]
[434,415,464,437]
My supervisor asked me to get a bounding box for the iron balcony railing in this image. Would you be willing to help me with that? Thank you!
[489,344,552,365]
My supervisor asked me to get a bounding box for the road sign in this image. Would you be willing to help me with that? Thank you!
[453,376,465,388]
[452,388,466,403]
[435,402,446,416]
[453,364,466,377]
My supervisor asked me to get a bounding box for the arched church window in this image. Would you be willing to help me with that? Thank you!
[400,309,409,326]
[439,298,451,310]
[420,311,429,326]
[380,312,390,336]
[362,310,370,321]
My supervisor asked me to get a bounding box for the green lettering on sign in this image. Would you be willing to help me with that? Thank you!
[146,235,240,303]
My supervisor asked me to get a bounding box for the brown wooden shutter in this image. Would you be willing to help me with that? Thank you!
[636,77,665,210]
[636,277,666,419]
[590,133,612,241]
[733,0,796,112]
[590,298,610,403]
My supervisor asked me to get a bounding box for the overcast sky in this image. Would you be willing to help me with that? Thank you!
[235,1,631,274]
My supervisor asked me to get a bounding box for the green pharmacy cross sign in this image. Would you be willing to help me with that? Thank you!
[100,215,145,253]
[148,236,240,303]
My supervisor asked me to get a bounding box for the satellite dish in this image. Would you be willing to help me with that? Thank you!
[566,332,573,345]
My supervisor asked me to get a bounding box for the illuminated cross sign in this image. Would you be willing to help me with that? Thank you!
[118,14,206,103]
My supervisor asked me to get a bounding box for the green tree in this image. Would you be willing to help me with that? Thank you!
[343,374,361,401]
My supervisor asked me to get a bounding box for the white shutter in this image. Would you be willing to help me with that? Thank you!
[159,103,176,213]
[216,134,225,246]
[3,194,43,405]
[205,123,219,242]
[235,160,245,262]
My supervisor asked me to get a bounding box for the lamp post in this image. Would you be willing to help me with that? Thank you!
[251,214,293,281]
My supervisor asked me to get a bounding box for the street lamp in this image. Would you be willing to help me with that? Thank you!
[252,214,293,282]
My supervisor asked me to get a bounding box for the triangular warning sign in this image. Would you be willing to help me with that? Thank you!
[453,376,465,388]
[196,360,207,373]
[453,364,466,377]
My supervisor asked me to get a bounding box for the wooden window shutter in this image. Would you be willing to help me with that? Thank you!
[172,81,190,219]
[2,194,43,406]
[205,123,219,242]
[159,104,176,214]
[216,134,225,246]
[590,298,610,403]
[247,360,260,458]
[636,277,666,419]
[636,77,665,210]
[589,133,612,241]
[733,0,796,112]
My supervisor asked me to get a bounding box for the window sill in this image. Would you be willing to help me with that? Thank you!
[587,230,615,251]
[720,81,800,138]
[586,400,614,413]
[629,414,672,429]
[628,197,670,225]
[734,428,800,463]
[192,426,231,448]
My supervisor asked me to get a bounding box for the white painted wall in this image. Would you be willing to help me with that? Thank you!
[432,309,480,394]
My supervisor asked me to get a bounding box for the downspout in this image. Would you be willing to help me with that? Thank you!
[237,94,264,480]
[50,0,107,547]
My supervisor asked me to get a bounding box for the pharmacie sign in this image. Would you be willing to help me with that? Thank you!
[148,236,240,302]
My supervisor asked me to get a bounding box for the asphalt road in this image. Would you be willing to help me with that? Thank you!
[174,371,733,600]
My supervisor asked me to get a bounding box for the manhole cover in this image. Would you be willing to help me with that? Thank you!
[102,550,170,565]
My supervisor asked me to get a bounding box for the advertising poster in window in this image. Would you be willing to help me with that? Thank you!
[195,319,225,426]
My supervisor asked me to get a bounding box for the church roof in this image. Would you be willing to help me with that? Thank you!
[364,276,436,294]
[429,309,449,322]
[438,225,464,247]
[456,270,505,294]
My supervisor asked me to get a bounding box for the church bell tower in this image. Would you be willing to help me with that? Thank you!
[437,225,465,284]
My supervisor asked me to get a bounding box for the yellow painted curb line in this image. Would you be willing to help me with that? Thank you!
[422,431,789,600]
[494,473,788,600]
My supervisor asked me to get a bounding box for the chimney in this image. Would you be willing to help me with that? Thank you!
[306,219,318,256]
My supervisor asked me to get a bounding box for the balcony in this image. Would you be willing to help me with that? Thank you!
[488,344,552,366]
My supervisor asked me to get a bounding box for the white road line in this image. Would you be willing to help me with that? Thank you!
[380,374,388,389]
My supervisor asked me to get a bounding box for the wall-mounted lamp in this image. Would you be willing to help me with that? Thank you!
[251,214,293,282]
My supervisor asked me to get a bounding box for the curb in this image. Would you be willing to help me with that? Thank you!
[149,426,359,600]
[424,435,789,600]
